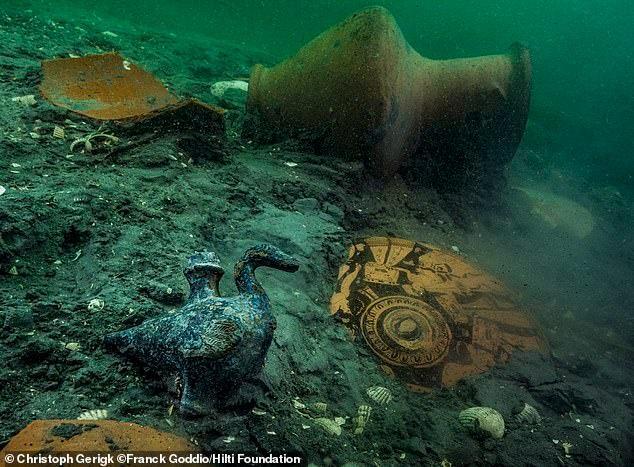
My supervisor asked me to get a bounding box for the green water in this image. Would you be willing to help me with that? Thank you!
[1,0,633,465]
[26,0,634,188]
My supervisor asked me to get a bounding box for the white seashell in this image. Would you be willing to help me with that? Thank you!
[0,186,6,196]
[515,403,541,425]
[292,398,306,410]
[458,407,505,439]
[77,409,108,420]
[210,80,249,97]
[64,342,81,352]
[353,405,372,435]
[87,298,105,312]
[11,95,37,106]
[366,386,392,405]
[314,417,342,436]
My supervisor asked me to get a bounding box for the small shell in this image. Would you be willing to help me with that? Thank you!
[367,386,392,405]
[11,95,37,106]
[292,398,306,410]
[515,403,541,425]
[87,298,105,312]
[314,417,342,436]
[458,407,505,439]
[77,409,109,420]
[53,126,65,139]
[64,342,81,352]
[311,402,328,414]
[210,80,249,97]
[353,405,372,435]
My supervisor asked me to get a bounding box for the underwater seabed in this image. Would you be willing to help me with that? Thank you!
[0,4,633,467]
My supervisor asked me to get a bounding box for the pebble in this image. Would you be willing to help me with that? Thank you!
[293,197,319,213]
[3,306,34,330]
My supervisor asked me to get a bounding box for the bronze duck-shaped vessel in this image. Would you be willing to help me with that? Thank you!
[104,244,299,415]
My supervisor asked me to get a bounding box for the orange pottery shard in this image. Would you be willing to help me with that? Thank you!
[40,52,223,133]
[0,420,199,467]
[330,237,546,392]
[246,7,531,182]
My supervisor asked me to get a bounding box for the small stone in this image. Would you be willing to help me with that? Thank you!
[293,197,319,213]
[64,342,82,351]
[3,306,34,330]
[0,186,6,196]
[322,202,344,222]
[8,266,18,275]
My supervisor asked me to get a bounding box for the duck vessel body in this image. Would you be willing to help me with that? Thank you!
[104,245,298,415]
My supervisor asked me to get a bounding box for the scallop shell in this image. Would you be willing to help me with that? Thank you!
[314,417,343,436]
[77,409,109,420]
[353,405,372,435]
[53,126,65,139]
[311,402,328,414]
[366,386,392,405]
[458,407,505,439]
[515,403,541,425]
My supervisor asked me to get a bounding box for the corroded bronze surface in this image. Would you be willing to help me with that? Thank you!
[104,245,299,416]
[330,237,545,391]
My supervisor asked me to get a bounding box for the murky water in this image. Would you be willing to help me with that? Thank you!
[1,1,632,465]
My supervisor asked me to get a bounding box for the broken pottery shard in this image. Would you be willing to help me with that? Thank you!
[104,245,299,416]
[330,237,546,392]
[0,420,197,462]
[39,52,224,135]
[3,420,188,451]
[246,7,531,184]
